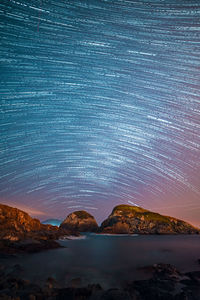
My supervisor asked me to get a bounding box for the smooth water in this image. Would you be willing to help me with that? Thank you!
[1,234,200,289]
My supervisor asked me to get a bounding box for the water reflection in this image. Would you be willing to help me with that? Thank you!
[1,234,200,289]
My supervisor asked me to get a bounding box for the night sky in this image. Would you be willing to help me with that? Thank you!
[0,0,200,226]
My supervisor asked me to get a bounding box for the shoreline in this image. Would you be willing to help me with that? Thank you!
[0,234,199,299]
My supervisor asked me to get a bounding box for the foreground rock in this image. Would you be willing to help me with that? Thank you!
[60,211,98,232]
[0,239,63,257]
[100,205,200,234]
[0,262,199,299]
[125,263,200,300]
[0,203,76,255]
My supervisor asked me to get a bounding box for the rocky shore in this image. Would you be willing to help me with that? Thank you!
[0,204,78,256]
[59,205,200,235]
[0,260,199,299]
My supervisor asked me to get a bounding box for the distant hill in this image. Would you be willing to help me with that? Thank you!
[42,219,62,226]
[99,204,200,234]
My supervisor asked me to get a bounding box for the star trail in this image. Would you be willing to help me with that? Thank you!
[0,0,200,226]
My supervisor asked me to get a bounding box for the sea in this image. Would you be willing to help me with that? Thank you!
[1,234,200,289]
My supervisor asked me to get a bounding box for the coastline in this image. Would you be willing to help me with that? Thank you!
[0,234,200,299]
[0,256,199,299]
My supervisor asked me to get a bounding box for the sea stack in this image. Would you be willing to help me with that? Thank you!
[100,204,199,234]
[60,211,98,232]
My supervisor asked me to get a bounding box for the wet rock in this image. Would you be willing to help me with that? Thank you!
[100,288,132,300]
[14,239,63,253]
[46,277,60,289]
[29,295,36,300]
[54,283,103,300]
[152,263,181,281]
[185,271,200,284]
[55,287,92,300]
[0,239,63,255]
[0,253,17,259]
[87,283,102,293]
[176,288,200,300]
[7,264,24,279]
[128,279,175,300]
[69,277,82,288]
[126,262,200,300]
[137,265,155,274]
[0,260,200,300]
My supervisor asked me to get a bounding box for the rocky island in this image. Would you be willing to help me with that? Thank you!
[99,204,199,234]
[60,210,98,232]
[0,203,199,255]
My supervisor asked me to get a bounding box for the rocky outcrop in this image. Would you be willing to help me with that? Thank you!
[0,203,62,241]
[0,262,200,299]
[0,203,76,254]
[100,204,200,234]
[125,262,200,300]
[0,238,63,257]
[60,211,98,232]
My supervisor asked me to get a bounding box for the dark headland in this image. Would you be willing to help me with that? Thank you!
[0,203,200,300]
